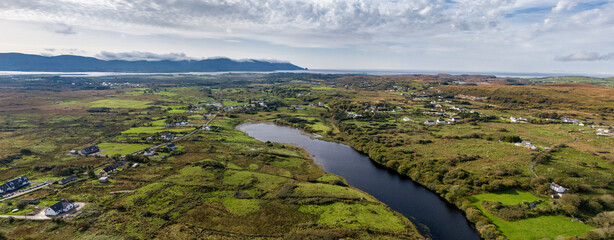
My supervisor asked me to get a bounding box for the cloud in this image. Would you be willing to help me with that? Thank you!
[1,0,614,75]
[0,0,523,47]
[53,23,76,35]
[555,52,614,61]
[41,48,86,56]
[552,0,577,12]
[95,51,195,61]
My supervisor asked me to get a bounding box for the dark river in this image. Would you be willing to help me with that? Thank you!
[237,122,480,240]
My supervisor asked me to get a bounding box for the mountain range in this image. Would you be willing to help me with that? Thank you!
[0,53,306,72]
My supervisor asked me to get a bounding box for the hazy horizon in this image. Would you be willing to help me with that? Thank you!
[1,1,614,75]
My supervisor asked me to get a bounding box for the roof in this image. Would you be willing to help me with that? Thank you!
[48,200,72,213]
[81,145,99,154]
[550,182,566,193]
[59,175,77,184]
[0,176,30,193]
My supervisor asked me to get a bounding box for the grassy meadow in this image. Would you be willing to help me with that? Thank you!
[1,73,614,240]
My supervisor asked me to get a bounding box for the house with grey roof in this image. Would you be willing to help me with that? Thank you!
[44,200,75,216]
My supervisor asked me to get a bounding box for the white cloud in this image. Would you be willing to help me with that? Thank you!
[0,0,511,47]
[95,51,195,61]
[1,0,614,74]
[552,0,577,12]
[555,52,614,61]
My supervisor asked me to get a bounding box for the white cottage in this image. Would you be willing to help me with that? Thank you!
[45,200,75,216]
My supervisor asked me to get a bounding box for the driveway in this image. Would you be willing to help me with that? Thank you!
[0,181,52,202]
[0,202,86,220]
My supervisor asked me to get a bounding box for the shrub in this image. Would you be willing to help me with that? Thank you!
[19,149,33,155]
[500,135,522,143]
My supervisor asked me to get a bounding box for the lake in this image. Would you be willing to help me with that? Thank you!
[237,122,480,240]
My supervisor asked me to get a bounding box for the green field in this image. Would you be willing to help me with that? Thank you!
[97,143,151,155]
[299,202,407,231]
[469,190,593,240]
[121,126,193,134]
[90,99,152,108]
[1,200,59,215]
[2,73,613,240]
[311,86,337,90]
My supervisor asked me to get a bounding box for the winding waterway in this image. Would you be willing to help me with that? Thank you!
[237,122,480,240]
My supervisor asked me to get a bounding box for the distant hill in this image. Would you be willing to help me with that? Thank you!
[0,53,306,72]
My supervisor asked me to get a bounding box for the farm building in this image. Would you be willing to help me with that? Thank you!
[166,143,178,150]
[81,145,99,155]
[99,176,109,183]
[58,175,77,185]
[44,200,75,216]
[99,161,125,176]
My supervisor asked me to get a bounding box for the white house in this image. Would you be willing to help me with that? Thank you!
[347,112,362,118]
[161,133,174,141]
[402,117,411,122]
[424,120,436,125]
[44,200,75,216]
[550,182,566,197]
[144,149,155,156]
[448,117,461,123]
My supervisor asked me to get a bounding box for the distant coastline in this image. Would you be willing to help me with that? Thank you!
[0,69,612,78]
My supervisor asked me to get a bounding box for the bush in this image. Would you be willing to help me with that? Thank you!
[481,200,544,221]
[500,136,522,143]
[559,194,582,215]
[415,139,433,144]
[598,194,614,210]
[19,149,33,155]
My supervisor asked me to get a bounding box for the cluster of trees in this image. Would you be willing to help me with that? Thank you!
[32,165,86,176]
[535,112,560,119]
[87,107,111,113]
[482,200,551,221]
[500,135,522,143]
[445,155,480,166]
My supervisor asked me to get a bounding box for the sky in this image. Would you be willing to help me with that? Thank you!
[1,0,614,75]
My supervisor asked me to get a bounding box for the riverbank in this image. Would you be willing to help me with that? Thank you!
[238,122,480,240]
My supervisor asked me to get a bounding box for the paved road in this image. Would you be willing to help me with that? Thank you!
[0,182,51,202]
[529,131,579,178]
